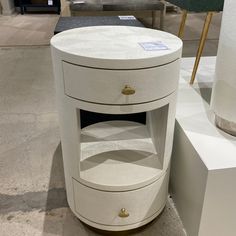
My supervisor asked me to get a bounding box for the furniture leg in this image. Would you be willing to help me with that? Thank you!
[190,12,213,84]
[152,8,164,30]
[178,10,187,38]
[19,0,24,15]
[159,0,166,30]
[152,10,159,29]
[159,9,165,30]
[57,5,61,14]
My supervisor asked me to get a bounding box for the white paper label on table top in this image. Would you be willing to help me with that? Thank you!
[118,16,136,20]
[72,0,85,4]
[139,41,169,51]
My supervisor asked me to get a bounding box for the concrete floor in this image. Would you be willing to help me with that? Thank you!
[0,11,222,236]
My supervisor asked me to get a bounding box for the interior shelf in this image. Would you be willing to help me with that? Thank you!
[79,120,164,191]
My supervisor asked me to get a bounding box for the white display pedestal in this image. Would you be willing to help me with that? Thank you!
[171,57,236,236]
[51,26,182,231]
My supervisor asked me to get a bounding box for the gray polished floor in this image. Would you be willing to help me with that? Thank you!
[0,11,221,236]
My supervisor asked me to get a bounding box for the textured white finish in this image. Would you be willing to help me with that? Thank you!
[63,60,180,104]
[51,26,182,69]
[73,172,168,228]
[211,0,236,125]
[51,26,182,230]
[63,91,177,114]
[171,57,236,236]
[80,121,163,191]
[74,204,166,231]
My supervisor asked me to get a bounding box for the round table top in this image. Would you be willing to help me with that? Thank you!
[51,26,182,69]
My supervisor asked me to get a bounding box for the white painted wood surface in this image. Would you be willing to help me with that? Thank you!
[171,57,236,236]
[73,171,168,226]
[80,120,163,191]
[62,60,180,104]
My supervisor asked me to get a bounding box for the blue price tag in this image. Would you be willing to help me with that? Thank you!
[139,41,169,51]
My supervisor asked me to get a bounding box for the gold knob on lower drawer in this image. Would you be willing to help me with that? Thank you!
[122,85,135,95]
[118,208,129,218]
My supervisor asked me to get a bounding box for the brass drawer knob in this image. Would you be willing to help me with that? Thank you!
[118,208,129,218]
[122,85,135,95]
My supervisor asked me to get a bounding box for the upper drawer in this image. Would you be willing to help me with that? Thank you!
[62,60,180,105]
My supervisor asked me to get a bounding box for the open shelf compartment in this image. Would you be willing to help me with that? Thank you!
[79,120,165,191]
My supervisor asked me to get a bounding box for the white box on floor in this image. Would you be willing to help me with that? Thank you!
[170,57,236,236]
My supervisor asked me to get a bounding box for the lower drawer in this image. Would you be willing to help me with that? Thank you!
[72,172,169,226]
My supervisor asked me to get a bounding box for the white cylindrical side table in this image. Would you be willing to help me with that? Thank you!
[51,26,182,231]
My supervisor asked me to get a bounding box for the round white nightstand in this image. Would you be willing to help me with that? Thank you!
[51,26,182,231]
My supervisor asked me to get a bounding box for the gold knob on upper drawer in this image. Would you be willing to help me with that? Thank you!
[118,208,129,218]
[122,85,135,95]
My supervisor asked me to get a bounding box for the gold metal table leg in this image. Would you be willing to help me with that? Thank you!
[190,12,214,85]
[178,10,188,38]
